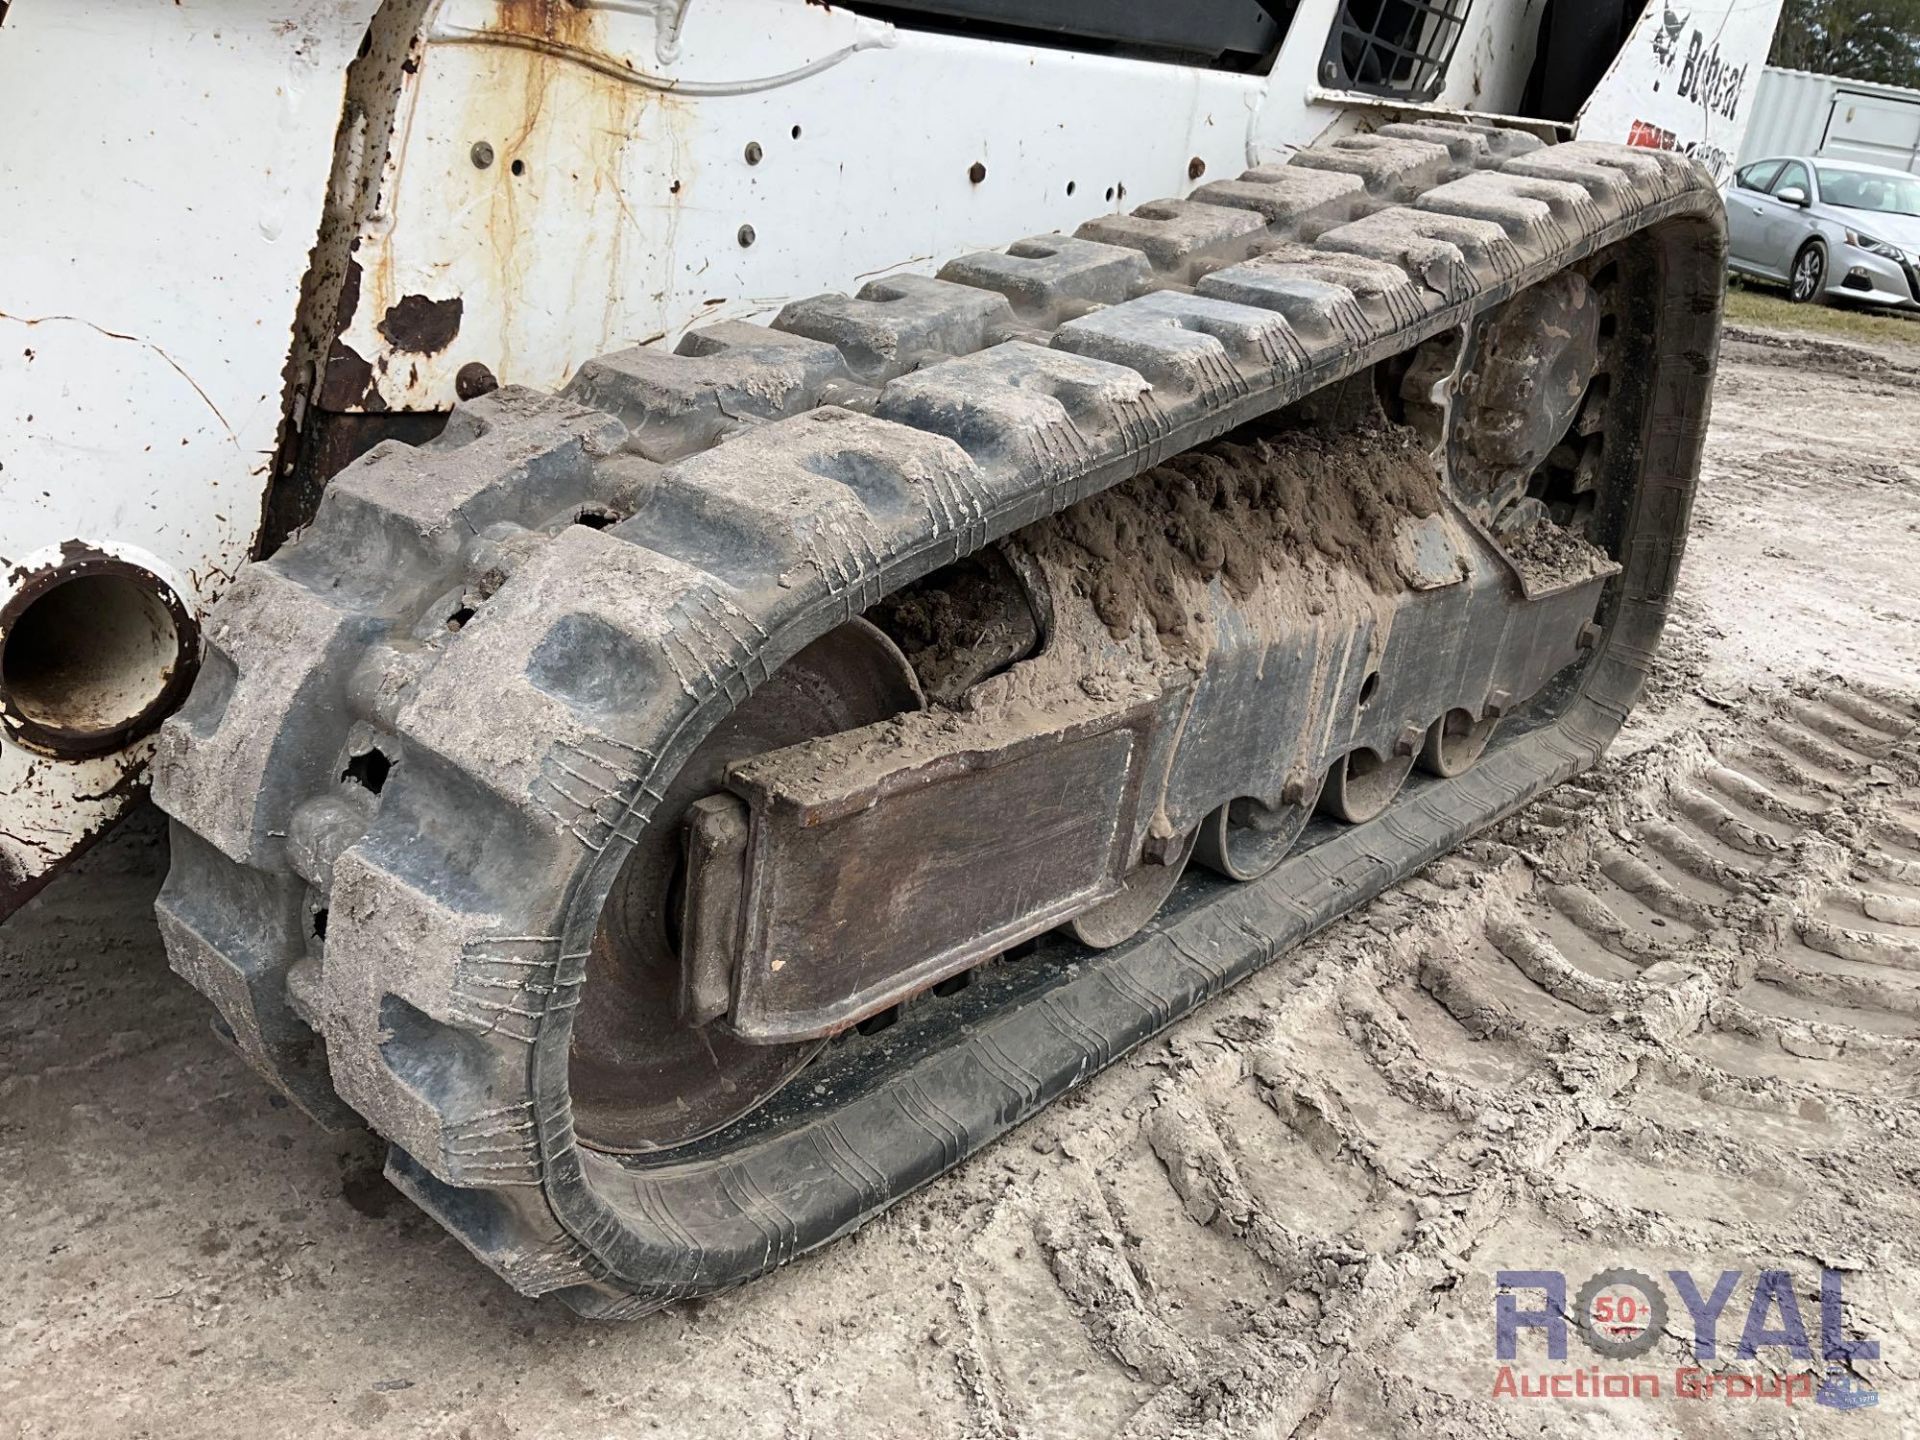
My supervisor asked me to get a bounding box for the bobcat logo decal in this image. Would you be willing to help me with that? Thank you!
[1652,1,1691,70]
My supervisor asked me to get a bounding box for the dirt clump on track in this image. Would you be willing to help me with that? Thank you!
[1495,505,1614,593]
[5,326,1920,1439]
[1049,421,1443,641]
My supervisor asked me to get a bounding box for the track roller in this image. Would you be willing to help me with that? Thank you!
[1421,708,1500,778]
[1194,785,1324,882]
[1068,831,1199,948]
[1321,747,1416,825]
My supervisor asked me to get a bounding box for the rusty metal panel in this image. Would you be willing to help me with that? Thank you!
[720,696,1161,1041]
[325,0,1716,419]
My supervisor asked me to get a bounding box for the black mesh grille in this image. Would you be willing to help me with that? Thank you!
[1323,0,1473,100]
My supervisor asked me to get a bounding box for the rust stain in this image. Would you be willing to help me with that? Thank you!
[349,0,681,400]
[460,0,614,378]
[459,0,667,381]
[319,340,388,413]
[492,0,599,46]
[336,259,364,332]
[378,294,465,354]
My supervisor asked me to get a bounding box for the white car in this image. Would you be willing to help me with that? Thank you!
[1726,156,1920,310]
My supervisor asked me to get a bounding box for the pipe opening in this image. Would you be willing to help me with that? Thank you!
[0,564,195,757]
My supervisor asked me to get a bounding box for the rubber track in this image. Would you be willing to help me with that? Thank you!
[151,126,1726,1315]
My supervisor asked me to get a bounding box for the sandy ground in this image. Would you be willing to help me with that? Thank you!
[5,323,1920,1439]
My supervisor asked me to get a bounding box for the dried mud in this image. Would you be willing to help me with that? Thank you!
[765,417,1449,797]
[1046,421,1444,642]
[1495,508,1615,593]
[6,329,1920,1439]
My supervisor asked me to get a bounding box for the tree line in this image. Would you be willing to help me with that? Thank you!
[1771,0,1920,88]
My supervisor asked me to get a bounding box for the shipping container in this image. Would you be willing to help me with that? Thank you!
[1741,65,1920,172]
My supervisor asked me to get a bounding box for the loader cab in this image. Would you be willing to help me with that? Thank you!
[860,0,1651,113]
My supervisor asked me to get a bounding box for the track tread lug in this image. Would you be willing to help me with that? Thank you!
[1075,198,1269,281]
[565,321,847,462]
[937,235,1152,322]
[1286,134,1454,197]
[774,273,1016,382]
[1191,166,1365,232]
[1052,289,1307,401]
